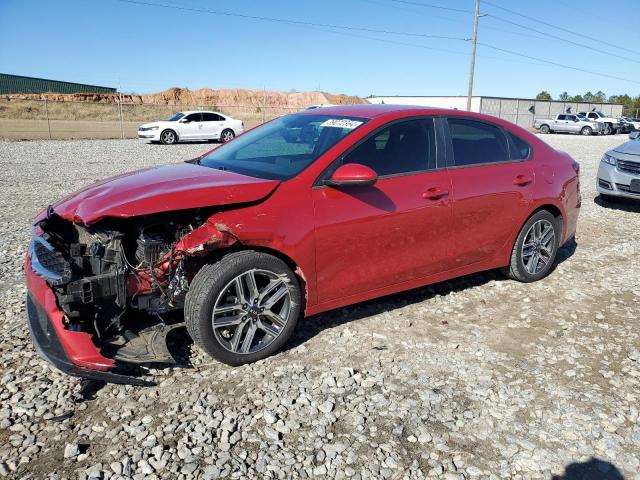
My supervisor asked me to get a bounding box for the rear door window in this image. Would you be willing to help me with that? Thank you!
[505,132,531,160]
[202,113,224,122]
[447,118,509,166]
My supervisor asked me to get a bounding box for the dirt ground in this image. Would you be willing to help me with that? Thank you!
[0,134,638,479]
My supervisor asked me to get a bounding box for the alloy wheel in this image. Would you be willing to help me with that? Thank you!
[222,130,234,142]
[212,269,292,354]
[162,131,176,144]
[521,219,555,274]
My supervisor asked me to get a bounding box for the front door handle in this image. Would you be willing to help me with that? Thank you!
[513,175,532,186]
[422,187,449,200]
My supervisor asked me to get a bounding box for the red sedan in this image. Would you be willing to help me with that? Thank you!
[25,105,580,384]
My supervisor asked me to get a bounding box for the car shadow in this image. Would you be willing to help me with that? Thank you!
[552,458,624,480]
[148,140,218,145]
[556,235,577,264]
[285,238,578,352]
[594,194,640,213]
[285,270,498,352]
[88,238,577,388]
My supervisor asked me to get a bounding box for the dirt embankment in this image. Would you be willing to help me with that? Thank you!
[2,87,365,108]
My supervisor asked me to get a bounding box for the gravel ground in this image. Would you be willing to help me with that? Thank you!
[0,136,638,479]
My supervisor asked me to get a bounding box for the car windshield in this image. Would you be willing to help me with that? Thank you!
[166,112,185,121]
[199,114,368,180]
[595,111,605,117]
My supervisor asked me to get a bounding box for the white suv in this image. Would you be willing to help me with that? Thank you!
[578,111,620,135]
[138,111,244,145]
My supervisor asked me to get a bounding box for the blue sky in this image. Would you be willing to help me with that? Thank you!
[0,0,638,98]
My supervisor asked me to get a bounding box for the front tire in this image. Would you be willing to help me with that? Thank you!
[160,129,177,145]
[220,129,235,143]
[603,123,613,135]
[185,251,301,366]
[501,210,560,283]
[580,126,592,136]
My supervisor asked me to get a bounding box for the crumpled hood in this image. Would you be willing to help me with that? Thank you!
[613,140,640,156]
[53,163,280,224]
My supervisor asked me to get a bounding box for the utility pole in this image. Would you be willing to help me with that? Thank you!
[466,0,482,111]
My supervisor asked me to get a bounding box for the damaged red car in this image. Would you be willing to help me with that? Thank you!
[25,105,580,384]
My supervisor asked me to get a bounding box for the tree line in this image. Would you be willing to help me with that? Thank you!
[535,90,640,117]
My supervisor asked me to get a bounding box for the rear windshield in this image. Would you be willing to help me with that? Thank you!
[199,114,368,180]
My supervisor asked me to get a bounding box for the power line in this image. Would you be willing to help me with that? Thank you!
[117,0,466,41]
[485,12,640,65]
[478,42,640,86]
[393,0,640,63]
[116,0,640,87]
[360,0,552,43]
[482,0,640,56]
[388,0,473,14]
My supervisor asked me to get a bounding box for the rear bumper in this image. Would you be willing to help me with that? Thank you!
[24,255,152,386]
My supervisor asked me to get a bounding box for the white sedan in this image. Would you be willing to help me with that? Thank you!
[138,111,244,145]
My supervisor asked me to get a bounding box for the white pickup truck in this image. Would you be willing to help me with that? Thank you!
[534,113,602,136]
[578,111,620,135]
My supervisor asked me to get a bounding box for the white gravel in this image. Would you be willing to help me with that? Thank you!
[0,136,639,479]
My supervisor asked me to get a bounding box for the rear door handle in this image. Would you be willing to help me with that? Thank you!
[422,187,449,200]
[513,175,532,186]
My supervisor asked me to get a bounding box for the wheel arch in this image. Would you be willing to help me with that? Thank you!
[521,203,565,246]
[161,128,178,142]
[185,243,310,315]
[498,202,565,267]
[532,203,563,238]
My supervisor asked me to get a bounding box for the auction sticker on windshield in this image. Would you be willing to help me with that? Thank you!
[320,119,363,129]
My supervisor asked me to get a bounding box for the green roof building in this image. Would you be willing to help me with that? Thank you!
[0,73,116,94]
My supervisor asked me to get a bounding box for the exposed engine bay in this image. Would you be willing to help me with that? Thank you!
[33,207,227,366]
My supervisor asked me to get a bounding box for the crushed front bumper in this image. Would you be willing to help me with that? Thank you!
[24,255,153,386]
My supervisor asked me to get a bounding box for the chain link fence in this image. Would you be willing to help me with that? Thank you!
[0,98,302,140]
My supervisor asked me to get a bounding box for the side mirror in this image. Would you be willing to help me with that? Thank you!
[629,131,640,140]
[179,118,191,124]
[325,163,378,187]
[574,119,579,122]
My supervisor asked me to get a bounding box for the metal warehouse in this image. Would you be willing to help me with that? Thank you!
[367,95,624,129]
[0,73,116,94]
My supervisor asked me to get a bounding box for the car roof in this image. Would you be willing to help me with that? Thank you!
[180,110,224,115]
[297,103,445,119]
[295,103,527,127]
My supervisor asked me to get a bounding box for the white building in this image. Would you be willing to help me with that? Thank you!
[366,95,623,129]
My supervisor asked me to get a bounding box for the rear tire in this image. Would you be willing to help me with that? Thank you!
[160,129,177,145]
[540,125,551,134]
[220,129,235,143]
[580,126,592,136]
[185,251,301,366]
[501,210,560,283]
